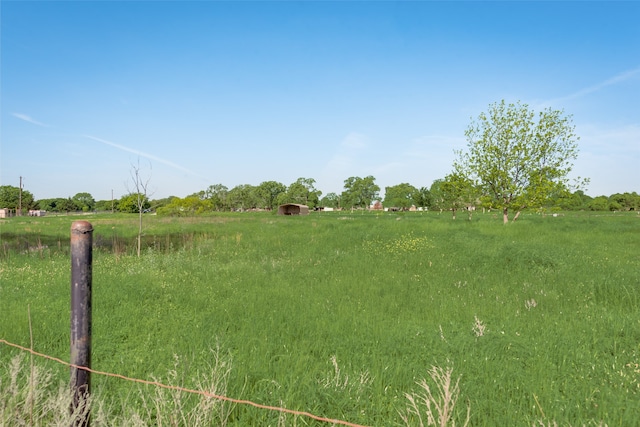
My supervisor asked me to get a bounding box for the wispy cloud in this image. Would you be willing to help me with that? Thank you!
[324,132,370,171]
[577,123,640,154]
[342,132,368,149]
[12,113,48,127]
[83,135,210,181]
[542,65,640,106]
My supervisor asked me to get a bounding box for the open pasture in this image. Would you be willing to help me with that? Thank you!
[1,211,639,425]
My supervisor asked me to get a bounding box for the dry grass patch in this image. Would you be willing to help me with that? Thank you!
[400,365,470,427]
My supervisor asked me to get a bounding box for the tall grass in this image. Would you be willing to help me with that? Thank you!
[1,211,638,425]
[1,352,91,427]
[0,346,234,426]
[401,364,470,427]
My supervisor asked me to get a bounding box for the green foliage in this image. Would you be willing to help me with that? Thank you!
[37,197,71,212]
[118,193,149,213]
[456,100,585,223]
[59,197,78,212]
[588,195,609,211]
[320,192,341,208]
[72,192,96,212]
[413,186,432,209]
[227,184,257,211]
[279,177,322,208]
[156,195,213,216]
[341,176,379,209]
[608,192,640,211]
[552,189,592,211]
[38,197,78,213]
[384,183,418,210]
[94,199,117,212]
[255,181,286,210]
[0,185,36,211]
[204,184,229,211]
[440,172,479,219]
[150,196,177,211]
[429,179,446,211]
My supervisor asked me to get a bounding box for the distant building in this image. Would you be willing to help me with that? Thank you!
[277,204,310,216]
[28,210,46,217]
[0,208,13,218]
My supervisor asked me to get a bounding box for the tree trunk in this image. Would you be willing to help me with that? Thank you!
[513,210,522,222]
[503,207,509,224]
[452,208,457,220]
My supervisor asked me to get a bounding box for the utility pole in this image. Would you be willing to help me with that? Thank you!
[18,176,23,216]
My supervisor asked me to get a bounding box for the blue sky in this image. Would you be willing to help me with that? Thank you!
[2,1,639,201]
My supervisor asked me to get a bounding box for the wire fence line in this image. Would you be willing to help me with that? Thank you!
[0,338,370,427]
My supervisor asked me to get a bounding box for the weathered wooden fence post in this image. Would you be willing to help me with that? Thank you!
[70,221,93,427]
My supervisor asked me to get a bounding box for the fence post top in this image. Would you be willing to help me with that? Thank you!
[71,221,94,234]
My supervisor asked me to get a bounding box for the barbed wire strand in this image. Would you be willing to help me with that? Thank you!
[1,339,370,427]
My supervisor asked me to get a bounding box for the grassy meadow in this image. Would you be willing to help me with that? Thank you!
[1,210,639,426]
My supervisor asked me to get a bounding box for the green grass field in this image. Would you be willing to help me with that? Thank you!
[1,211,639,425]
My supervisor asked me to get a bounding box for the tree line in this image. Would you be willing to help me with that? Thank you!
[1,181,638,217]
[2,101,638,219]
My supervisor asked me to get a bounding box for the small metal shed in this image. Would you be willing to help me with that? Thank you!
[278,203,310,216]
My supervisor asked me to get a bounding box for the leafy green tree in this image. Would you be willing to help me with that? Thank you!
[320,192,341,208]
[554,189,592,211]
[384,183,418,210]
[150,196,177,211]
[429,179,446,212]
[609,192,640,211]
[256,181,286,210]
[588,196,609,211]
[455,100,585,223]
[413,187,432,209]
[59,197,79,213]
[205,184,229,211]
[626,192,640,211]
[72,192,96,212]
[0,185,36,212]
[573,190,592,210]
[281,178,322,208]
[156,195,212,216]
[118,193,149,213]
[227,184,257,211]
[440,173,478,220]
[341,176,379,209]
[608,200,622,211]
[182,195,212,214]
[156,199,182,216]
[38,198,63,212]
[95,199,117,212]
